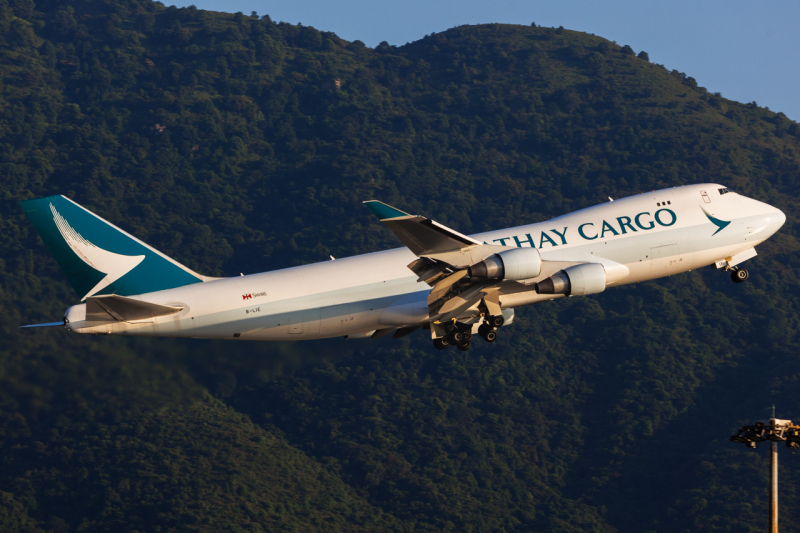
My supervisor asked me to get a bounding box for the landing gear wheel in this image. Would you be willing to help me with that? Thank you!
[478,323,492,337]
[482,330,497,343]
[462,330,472,341]
[489,315,505,328]
[732,268,749,283]
[457,340,471,351]
[449,330,465,344]
[434,337,451,350]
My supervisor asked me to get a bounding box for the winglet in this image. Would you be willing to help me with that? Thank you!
[363,200,410,220]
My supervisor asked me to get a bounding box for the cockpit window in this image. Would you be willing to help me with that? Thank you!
[719,188,732,195]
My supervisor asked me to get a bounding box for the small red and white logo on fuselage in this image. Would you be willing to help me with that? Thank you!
[242,291,266,300]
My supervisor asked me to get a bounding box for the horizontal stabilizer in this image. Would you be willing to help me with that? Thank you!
[363,200,480,255]
[86,295,183,322]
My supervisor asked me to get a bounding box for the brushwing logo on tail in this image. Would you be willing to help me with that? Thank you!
[50,203,145,300]
[701,207,731,236]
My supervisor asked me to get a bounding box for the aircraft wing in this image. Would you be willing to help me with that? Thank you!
[363,200,515,269]
[362,200,482,256]
[364,200,517,319]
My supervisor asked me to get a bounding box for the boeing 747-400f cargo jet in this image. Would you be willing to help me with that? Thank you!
[20,184,785,350]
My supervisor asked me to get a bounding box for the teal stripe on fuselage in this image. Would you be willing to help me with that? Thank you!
[187,276,424,336]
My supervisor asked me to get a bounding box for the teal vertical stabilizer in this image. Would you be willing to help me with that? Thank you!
[20,195,204,300]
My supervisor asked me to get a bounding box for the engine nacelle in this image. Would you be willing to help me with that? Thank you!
[469,248,542,281]
[535,263,607,296]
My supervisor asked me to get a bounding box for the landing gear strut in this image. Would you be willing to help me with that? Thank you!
[731,267,749,284]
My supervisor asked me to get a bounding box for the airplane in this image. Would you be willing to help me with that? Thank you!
[19,183,785,350]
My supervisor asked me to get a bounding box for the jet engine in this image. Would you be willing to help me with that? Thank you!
[535,263,607,296]
[468,248,542,281]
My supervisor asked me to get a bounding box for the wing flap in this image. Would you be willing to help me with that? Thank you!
[428,270,469,306]
[409,259,450,284]
[437,284,488,321]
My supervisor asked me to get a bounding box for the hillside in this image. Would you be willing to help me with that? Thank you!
[2,0,800,531]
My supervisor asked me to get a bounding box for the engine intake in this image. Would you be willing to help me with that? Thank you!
[535,263,607,296]
[469,248,542,281]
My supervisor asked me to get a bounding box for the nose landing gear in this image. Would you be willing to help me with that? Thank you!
[731,267,749,283]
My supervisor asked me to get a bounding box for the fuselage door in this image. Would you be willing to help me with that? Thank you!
[319,303,351,336]
[650,243,681,273]
[287,308,320,336]
[287,312,304,334]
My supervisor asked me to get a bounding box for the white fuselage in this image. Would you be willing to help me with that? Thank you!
[64,184,785,341]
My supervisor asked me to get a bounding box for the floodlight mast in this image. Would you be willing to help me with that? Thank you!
[771,438,777,533]
[730,416,799,533]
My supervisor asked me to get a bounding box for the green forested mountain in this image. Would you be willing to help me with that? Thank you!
[2,0,800,530]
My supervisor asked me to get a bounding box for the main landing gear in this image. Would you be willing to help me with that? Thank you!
[432,315,504,350]
[731,267,749,284]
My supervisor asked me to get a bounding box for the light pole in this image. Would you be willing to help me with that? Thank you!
[730,413,800,533]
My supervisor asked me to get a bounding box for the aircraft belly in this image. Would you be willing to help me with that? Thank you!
[243,307,385,341]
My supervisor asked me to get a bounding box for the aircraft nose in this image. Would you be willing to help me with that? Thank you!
[776,208,786,228]
[765,207,786,236]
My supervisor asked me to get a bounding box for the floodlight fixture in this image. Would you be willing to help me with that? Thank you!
[730,414,796,533]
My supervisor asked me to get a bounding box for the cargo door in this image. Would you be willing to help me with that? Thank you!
[287,308,320,336]
[650,243,681,273]
[319,303,351,337]
[287,311,304,335]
